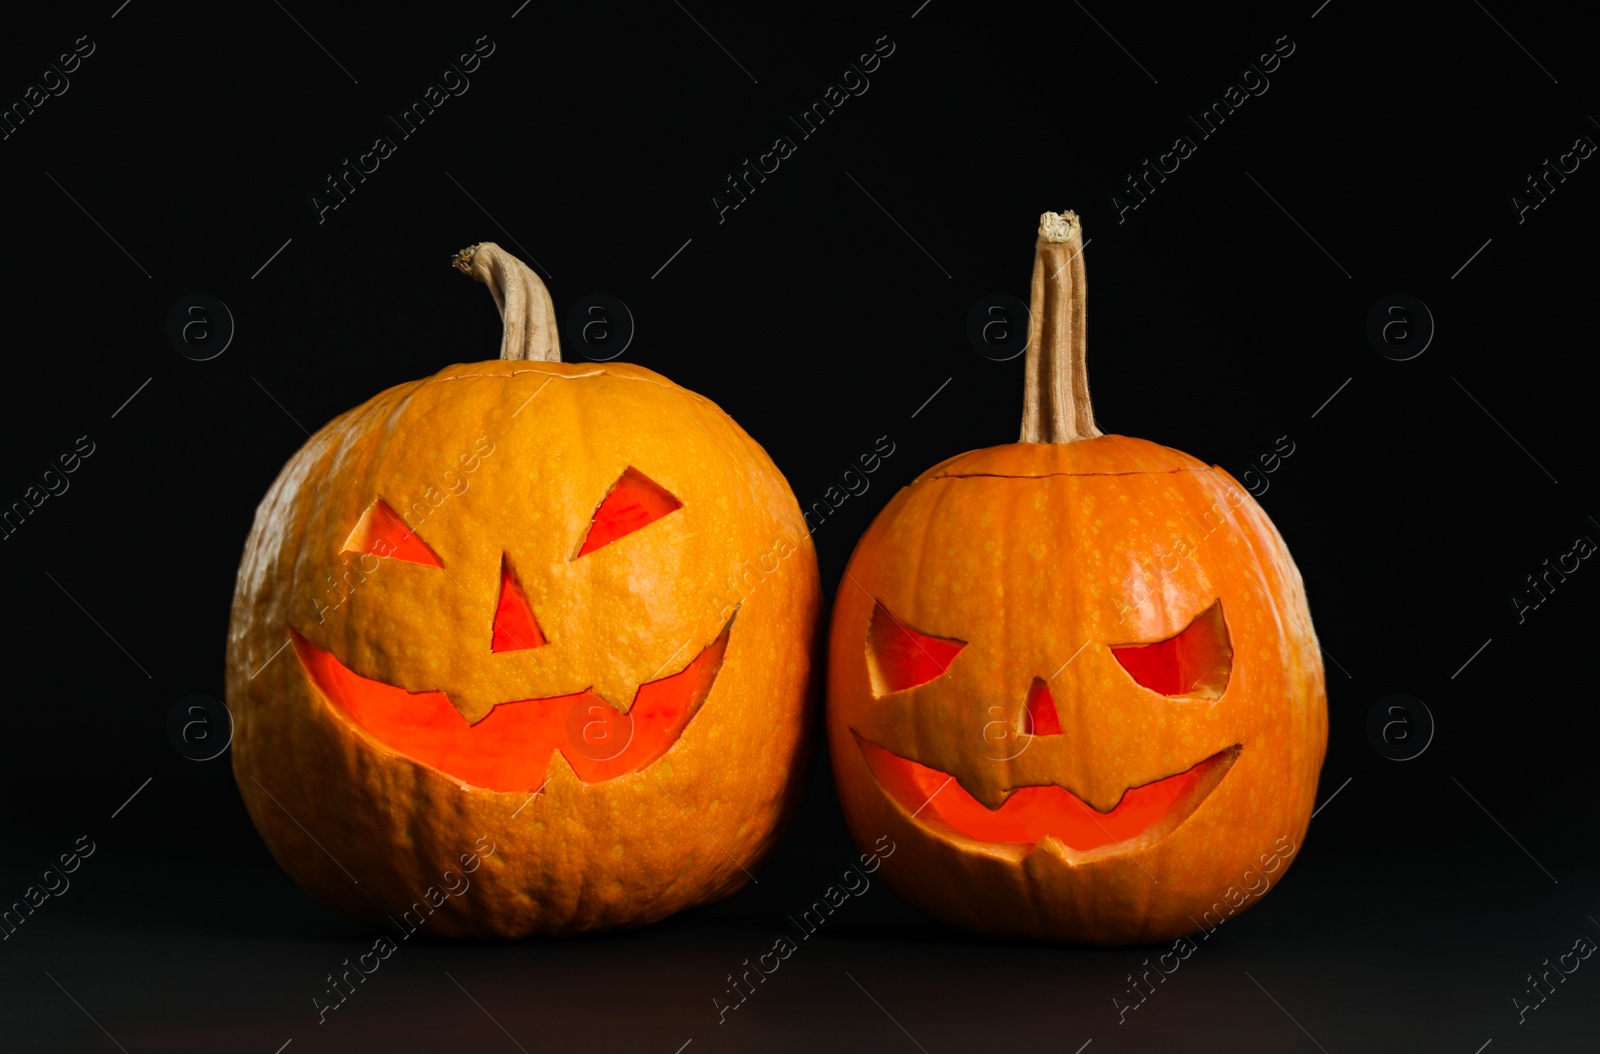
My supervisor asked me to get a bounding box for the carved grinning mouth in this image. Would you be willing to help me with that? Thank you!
[293,620,731,792]
[856,732,1239,853]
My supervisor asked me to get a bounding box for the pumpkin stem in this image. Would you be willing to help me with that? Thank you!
[452,242,561,362]
[1020,210,1101,443]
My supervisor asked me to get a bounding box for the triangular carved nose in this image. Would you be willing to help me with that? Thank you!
[1020,678,1063,736]
[491,556,545,652]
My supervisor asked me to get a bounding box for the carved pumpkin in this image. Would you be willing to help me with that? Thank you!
[227,243,819,937]
[826,211,1327,944]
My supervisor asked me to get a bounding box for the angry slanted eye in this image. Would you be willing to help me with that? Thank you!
[577,467,682,556]
[343,499,443,567]
[866,601,966,697]
[1111,599,1233,698]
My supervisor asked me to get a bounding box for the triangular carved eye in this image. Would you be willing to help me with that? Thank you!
[342,499,441,567]
[577,468,682,556]
[1111,599,1233,698]
[866,601,966,697]
[491,557,545,652]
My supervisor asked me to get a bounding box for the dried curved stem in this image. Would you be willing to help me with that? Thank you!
[452,242,561,362]
[1020,210,1101,443]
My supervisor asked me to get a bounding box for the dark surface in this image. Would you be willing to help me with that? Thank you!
[2,1,1598,1050]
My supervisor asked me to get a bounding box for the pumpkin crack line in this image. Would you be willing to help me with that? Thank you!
[928,468,1209,480]
[426,366,609,385]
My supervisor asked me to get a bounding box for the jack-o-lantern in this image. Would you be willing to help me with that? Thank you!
[826,211,1327,944]
[227,243,820,937]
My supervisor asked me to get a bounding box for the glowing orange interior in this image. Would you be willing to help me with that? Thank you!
[293,625,730,791]
[577,467,682,556]
[858,735,1234,850]
[342,499,442,567]
[866,602,966,696]
[491,558,545,652]
[1024,679,1063,735]
[1111,599,1232,697]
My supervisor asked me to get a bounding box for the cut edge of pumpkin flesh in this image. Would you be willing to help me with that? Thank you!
[854,731,1240,861]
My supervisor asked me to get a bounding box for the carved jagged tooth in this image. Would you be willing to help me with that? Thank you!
[541,747,583,794]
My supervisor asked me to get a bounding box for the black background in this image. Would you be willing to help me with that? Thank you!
[1,1,1597,1051]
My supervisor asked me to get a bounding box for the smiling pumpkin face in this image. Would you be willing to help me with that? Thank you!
[288,460,733,794]
[226,246,819,938]
[827,438,1325,943]
[824,212,1326,944]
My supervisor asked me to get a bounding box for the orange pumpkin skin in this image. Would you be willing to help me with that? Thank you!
[228,359,820,937]
[826,437,1327,944]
